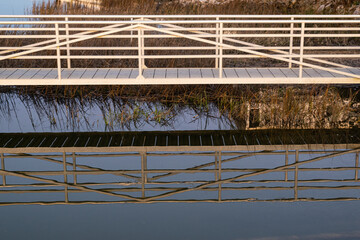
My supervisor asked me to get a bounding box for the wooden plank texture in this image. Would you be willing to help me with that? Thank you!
[1,68,359,85]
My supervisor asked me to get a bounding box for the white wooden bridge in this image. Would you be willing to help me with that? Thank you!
[1,15,360,85]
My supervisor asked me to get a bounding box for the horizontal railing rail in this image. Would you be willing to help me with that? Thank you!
[0,15,360,83]
[0,146,359,205]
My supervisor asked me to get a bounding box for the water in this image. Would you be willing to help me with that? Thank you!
[1,1,360,240]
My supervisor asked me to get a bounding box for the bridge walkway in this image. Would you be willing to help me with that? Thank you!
[1,67,360,85]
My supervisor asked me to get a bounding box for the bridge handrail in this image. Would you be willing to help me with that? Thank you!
[0,15,360,81]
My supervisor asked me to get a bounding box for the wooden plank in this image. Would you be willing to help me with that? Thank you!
[224,69,237,78]
[280,68,298,78]
[338,68,357,78]
[43,69,59,79]
[143,69,155,79]
[190,69,202,78]
[166,69,178,78]
[31,69,52,79]
[200,69,214,78]
[81,69,98,79]
[257,68,274,78]
[178,69,190,78]
[68,69,86,79]
[117,69,132,79]
[234,69,250,78]
[348,68,360,76]
[19,69,41,79]
[246,69,262,78]
[304,68,322,78]
[297,69,311,78]
[212,69,220,78]
[154,69,166,78]
[0,69,7,75]
[269,68,286,78]
[329,68,347,78]
[0,69,15,79]
[105,69,121,79]
[313,69,335,78]
[93,69,110,79]
[130,69,139,79]
[7,69,29,79]
[61,69,76,79]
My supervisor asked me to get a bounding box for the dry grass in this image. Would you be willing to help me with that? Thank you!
[0,0,359,130]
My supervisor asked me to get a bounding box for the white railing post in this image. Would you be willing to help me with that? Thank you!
[218,151,222,202]
[63,152,68,203]
[285,149,288,181]
[219,22,223,78]
[130,17,134,43]
[356,152,359,181]
[294,150,299,200]
[141,17,145,69]
[137,27,144,80]
[1,153,5,186]
[215,17,219,68]
[65,17,71,69]
[289,17,294,68]
[55,23,62,81]
[299,22,305,79]
[72,152,77,185]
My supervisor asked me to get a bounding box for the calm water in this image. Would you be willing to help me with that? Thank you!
[1,1,360,240]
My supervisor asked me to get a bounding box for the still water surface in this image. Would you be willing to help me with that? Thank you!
[0,1,360,240]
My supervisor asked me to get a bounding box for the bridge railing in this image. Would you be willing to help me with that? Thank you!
[0,15,360,80]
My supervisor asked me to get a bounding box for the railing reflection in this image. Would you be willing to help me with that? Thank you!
[0,130,359,205]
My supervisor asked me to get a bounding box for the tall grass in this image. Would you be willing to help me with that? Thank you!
[0,0,359,131]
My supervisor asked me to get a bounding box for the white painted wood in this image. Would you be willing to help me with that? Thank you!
[212,69,219,78]
[68,69,86,79]
[81,69,98,79]
[143,69,155,78]
[105,69,121,79]
[246,69,262,78]
[349,68,360,75]
[313,69,334,78]
[0,68,8,75]
[1,68,359,85]
[190,69,202,78]
[224,69,237,78]
[7,69,29,79]
[31,69,52,79]
[61,69,76,79]
[43,69,59,79]
[166,69,178,78]
[234,69,250,78]
[178,69,189,78]
[130,69,139,79]
[200,69,214,78]
[257,68,274,78]
[269,68,286,78]
[280,68,298,78]
[2,77,359,85]
[19,69,41,79]
[117,69,132,79]
[338,68,359,77]
[93,68,110,79]
[154,69,166,78]
[304,68,322,78]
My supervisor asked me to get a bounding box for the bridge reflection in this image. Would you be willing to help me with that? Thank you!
[0,129,359,205]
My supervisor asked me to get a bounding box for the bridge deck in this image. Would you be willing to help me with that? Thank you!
[1,68,359,85]
[1,129,359,153]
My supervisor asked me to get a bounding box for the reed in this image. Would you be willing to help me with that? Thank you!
[0,85,359,130]
[0,0,359,131]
